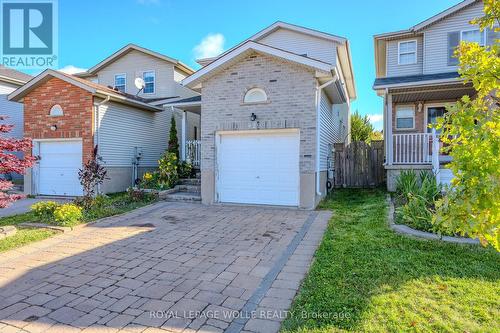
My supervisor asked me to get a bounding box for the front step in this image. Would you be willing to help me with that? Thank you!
[174,184,200,193]
[163,191,201,202]
[179,178,201,186]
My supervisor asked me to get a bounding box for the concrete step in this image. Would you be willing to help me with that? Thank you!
[174,184,201,193]
[163,191,201,202]
[179,178,201,186]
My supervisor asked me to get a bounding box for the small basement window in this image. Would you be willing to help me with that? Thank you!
[49,104,64,116]
[396,106,415,130]
[243,88,267,103]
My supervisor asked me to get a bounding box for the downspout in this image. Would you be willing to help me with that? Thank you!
[315,77,336,196]
[93,96,110,193]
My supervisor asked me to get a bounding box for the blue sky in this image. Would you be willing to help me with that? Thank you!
[52,0,462,130]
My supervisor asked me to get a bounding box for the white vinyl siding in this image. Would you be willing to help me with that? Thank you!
[386,37,423,77]
[97,102,173,167]
[319,91,341,171]
[423,1,484,74]
[0,82,23,139]
[257,28,337,65]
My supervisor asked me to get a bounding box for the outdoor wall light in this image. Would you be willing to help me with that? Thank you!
[250,113,257,121]
[50,124,57,131]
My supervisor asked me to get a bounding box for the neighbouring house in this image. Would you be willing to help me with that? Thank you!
[0,65,32,180]
[8,44,201,196]
[170,22,355,209]
[373,0,497,191]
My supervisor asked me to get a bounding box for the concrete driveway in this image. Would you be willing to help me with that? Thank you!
[0,201,330,333]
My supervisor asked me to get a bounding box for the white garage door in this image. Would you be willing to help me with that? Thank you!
[217,130,300,206]
[38,140,83,196]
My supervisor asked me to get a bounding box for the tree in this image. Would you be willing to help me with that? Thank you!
[0,116,35,208]
[350,111,375,142]
[168,116,179,159]
[78,145,107,207]
[370,130,384,141]
[433,0,500,251]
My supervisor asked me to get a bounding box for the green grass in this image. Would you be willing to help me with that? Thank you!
[281,188,500,333]
[0,212,37,227]
[0,229,57,253]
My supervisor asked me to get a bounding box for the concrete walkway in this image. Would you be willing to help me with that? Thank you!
[0,201,330,332]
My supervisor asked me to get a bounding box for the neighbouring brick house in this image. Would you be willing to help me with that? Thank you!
[169,22,356,209]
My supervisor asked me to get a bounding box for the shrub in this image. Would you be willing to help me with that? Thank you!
[141,171,161,189]
[158,152,178,188]
[31,201,59,222]
[168,116,180,159]
[396,194,434,232]
[395,170,418,201]
[178,161,193,179]
[53,203,83,227]
[78,145,108,208]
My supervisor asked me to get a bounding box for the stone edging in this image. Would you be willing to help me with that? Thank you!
[0,225,17,239]
[18,222,71,233]
[386,194,480,245]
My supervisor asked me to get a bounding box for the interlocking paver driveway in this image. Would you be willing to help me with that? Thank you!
[0,202,330,333]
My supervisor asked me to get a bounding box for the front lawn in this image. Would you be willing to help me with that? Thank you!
[281,189,500,333]
[0,191,157,253]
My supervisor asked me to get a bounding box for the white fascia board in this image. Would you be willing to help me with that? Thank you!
[183,41,333,88]
[8,69,95,101]
[251,21,347,44]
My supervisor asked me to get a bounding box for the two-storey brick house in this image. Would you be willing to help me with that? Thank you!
[373,0,498,190]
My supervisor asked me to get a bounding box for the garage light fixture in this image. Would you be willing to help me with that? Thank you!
[250,113,257,121]
[50,125,57,131]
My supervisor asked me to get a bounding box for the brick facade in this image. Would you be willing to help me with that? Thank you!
[23,78,94,162]
[201,52,317,173]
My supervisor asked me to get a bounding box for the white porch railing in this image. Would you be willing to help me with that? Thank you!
[390,133,433,164]
[185,140,201,168]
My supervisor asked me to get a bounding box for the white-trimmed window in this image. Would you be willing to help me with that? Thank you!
[398,40,417,65]
[243,88,267,103]
[143,71,155,94]
[49,104,63,117]
[395,106,415,130]
[114,74,126,93]
[461,29,486,45]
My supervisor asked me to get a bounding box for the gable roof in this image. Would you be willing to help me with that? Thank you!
[8,69,162,112]
[0,65,32,85]
[374,0,480,39]
[193,21,356,99]
[183,41,335,89]
[76,44,194,77]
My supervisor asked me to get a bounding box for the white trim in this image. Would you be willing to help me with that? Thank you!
[183,41,333,88]
[0,75,28,86]
[460,28,486,46]
[412,0,477,32]
[142,70,156,94]
[395,104,416,130]
[114,73,126,93]
[243,88,268,104]
[32,138,83,143]
[397,39,417,65]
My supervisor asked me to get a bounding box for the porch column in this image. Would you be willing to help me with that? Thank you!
[386,93,393,165]
[181,110,187,161]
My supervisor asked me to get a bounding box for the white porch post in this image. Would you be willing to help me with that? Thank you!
[386,92,393,165]
[181,110,187,161]
[432,128,440,183]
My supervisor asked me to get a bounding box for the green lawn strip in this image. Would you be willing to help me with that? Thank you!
[281,188,500,333]
[0,229,58,253]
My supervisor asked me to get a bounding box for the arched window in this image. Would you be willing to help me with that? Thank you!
[243,88,267,104]
[49,104,64,116]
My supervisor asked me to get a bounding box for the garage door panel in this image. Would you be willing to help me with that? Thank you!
[38,141,83,196]
[217,131,299,206]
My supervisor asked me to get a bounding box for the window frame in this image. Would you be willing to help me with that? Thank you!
[49,104,64,117]
[397,40,418,65]
[114,73,126,93]
[460,28,486,46]
[395,105,416,130]
[142,70,156,94]
[243,87,268,104]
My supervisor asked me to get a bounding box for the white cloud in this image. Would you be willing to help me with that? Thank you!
[367,114,383,123]
[194,33,225,59]
[58,65,87,75]
[137,0,160,5]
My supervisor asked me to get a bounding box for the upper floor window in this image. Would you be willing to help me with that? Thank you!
[114,74,126,93]
[395,106,415,130]
[461,29,485,46]
[143,71,155,94]
[243,88,267,104]
[398,40,417,65]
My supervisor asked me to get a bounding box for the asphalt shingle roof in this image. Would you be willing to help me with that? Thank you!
[373,72,460,87]
[0,65,32,83]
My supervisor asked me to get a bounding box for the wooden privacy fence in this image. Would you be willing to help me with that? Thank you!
[333,140,385,188]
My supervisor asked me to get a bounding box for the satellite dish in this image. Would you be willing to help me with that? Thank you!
[134,77,145,90]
